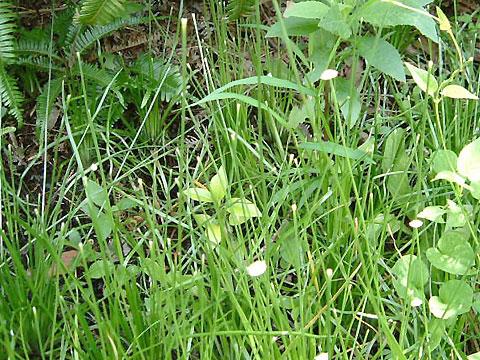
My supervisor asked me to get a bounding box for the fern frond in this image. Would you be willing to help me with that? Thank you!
[36,78,63,140]
[15,57,63,72]
[79,0,130,25]
[132,56,182,102]
[227,0,256,21]
[0,1,17,60]
[16,39,61,60]
[72,62,114,87]
[70,16,144,54]
[0,62,24,127]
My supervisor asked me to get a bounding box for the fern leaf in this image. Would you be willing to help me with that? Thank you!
[16,39,61,60]
[0,61,24,127]
[227,0,256,21]
[132,56,182,102]
[79,0,130,25]
[15,57,63,72]
[0,1,16,60]
[70,16,144,54]
[36,78,63,140]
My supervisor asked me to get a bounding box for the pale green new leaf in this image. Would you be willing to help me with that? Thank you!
[441,85,478,100]
[227,198,261,225]
[183,188,214,203]
[457,138,480,182]
[405,62,438,96]
[209,166,228,202]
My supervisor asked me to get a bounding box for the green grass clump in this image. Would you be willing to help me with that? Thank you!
[0,0,479,358]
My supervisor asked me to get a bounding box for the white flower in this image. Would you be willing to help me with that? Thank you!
[314,353,329,360]
[246,260,267,277]
[409,219,423,229]
[320,69,338,81]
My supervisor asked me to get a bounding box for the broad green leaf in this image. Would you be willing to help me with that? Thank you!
[206,223,222,244]
[279,224,305,268]
[0,126,15,136]
[445,200,468,228]
[405,62,438,97]
[357,37,406,82]
[427,318,445,352]
[307,29,337,82]
[183,187,214,202]
[88,260,115,279]
[266,17,319,38]
[359,0,439,42]
[441,85,478,100]
[417,206,446,222]
[97,212,114,241]
[458,138,480,182]
[114,197,137,211]
[193,213,211,226]
[426,230,474,275]
[335,78,362,128]
[84,179,108,207]
[430,149,458,173]
[381,128,412,198]
[284,1,329,19]
[209,166,228,202]
[318,4,352,39]
[429,280,473,319]
[287,99,315,129]
[227,198,261,225]
[392,255,429,307]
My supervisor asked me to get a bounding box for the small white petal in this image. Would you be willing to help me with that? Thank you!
[314,353,329,360]
[320,69,338,81]
[409,219,423,229]
[411,297,423,307]
[246,260,267,277]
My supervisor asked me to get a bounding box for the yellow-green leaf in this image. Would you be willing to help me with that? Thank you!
[436,7,451,31]
[183,188,213,202]
[441,85,478,100]
[209,166,228,202]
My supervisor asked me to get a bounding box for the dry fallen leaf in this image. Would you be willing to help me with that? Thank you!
[48,250,79,276]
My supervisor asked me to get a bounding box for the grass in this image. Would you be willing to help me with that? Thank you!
[1,0,479,358]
